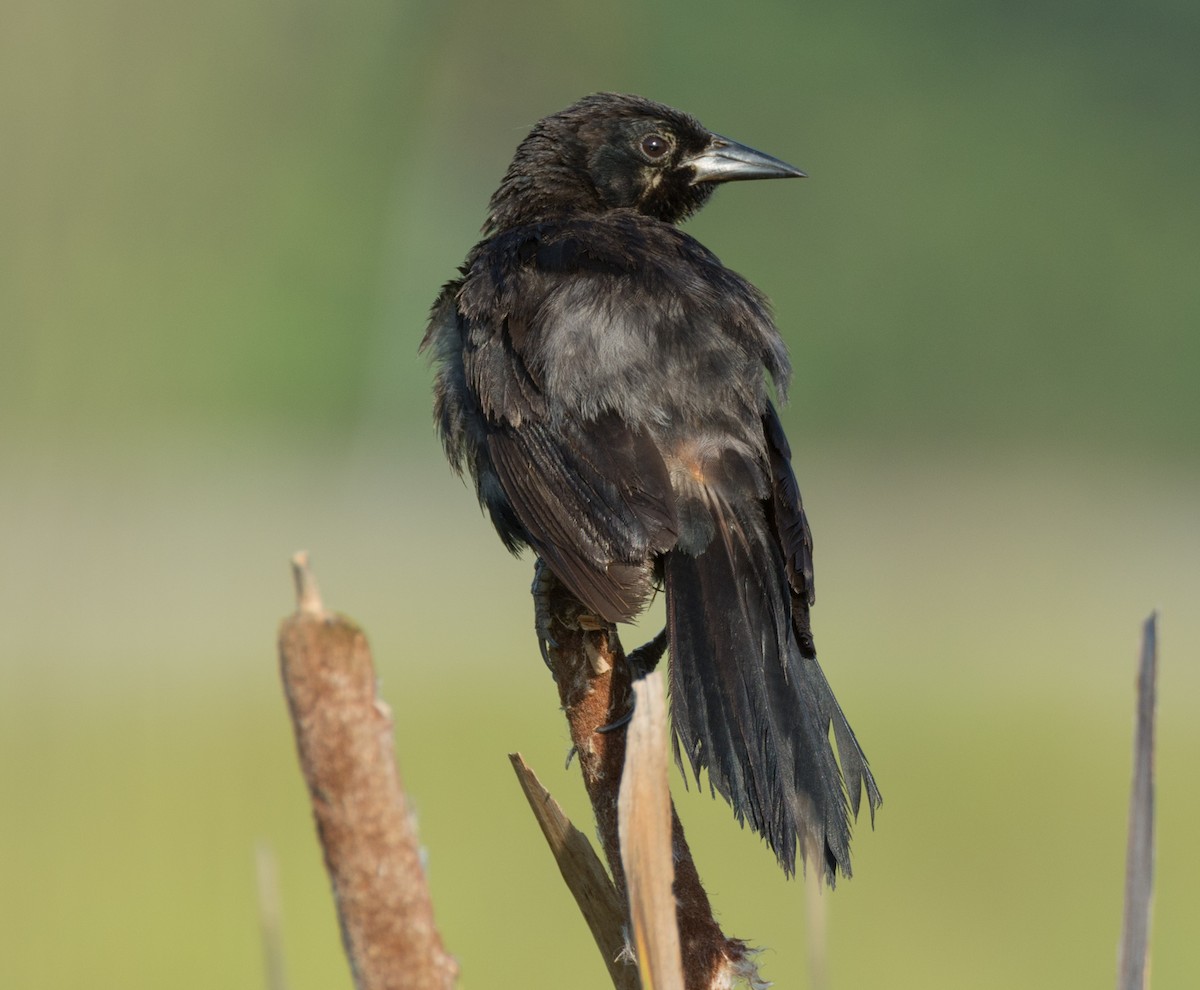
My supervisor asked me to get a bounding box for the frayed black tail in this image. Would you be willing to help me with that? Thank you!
[664,497,880,883]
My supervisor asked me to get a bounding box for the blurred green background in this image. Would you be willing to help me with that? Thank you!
[3,1,1198,987]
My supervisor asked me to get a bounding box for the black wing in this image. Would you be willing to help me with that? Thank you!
[487,412,677,622]
[429,228,679,624]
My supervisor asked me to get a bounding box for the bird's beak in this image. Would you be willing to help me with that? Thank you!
[685,134,806,184]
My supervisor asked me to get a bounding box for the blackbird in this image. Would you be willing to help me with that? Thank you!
[422,93,880,881]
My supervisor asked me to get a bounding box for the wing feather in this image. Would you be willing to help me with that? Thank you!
[488,414,676,623]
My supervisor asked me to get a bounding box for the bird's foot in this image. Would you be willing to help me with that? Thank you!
[593,629,669,733]
[531,559,559,670]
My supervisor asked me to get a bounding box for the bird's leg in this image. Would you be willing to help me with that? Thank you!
[531,560,664,731]
[627,627,668,677]
[533,558,621,675]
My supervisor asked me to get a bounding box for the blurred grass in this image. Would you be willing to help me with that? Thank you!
[2,445,1198,987]
[2,0,1199,986]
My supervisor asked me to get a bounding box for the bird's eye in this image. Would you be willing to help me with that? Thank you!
[640,134,671,161]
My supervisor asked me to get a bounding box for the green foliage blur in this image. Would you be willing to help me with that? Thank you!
[2,1,1198,988]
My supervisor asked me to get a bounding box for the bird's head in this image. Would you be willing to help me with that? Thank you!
[484,93,804,231]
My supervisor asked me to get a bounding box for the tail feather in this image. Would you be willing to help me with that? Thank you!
[665,495,879,882]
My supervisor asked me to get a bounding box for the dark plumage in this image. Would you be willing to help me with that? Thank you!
[422,92,880,881]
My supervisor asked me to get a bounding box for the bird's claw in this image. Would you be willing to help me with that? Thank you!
[596,707,635,734]
[536,631,560,669]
